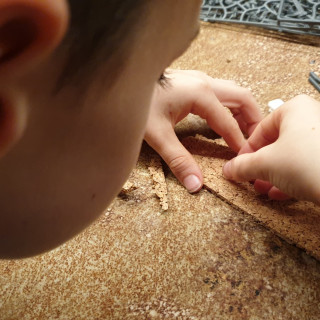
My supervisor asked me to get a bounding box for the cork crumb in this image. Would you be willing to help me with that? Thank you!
[148,156,169,211]
[121,181,137,193]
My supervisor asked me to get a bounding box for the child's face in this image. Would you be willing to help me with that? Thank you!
[0,0,201,257]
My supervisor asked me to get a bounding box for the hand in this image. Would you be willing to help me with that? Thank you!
[223,94,320,205]
[144,69,262,193]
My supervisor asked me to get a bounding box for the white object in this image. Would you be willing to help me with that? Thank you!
[268,99,284,112]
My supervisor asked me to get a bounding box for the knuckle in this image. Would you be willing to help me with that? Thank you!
[168,155,190,175]
[252,152,270,181]
[202,82,217,100]
[239,87,253,98]
[229,157,244,181]
[232,157,245,180]
[185,70,207,80]
[234,151,268,182]
[187,72,213,91]
[193,70,207,78]
[295,93,309,100]
[291,94,313,106]
[194,77,211,91]
[285,94,312,111]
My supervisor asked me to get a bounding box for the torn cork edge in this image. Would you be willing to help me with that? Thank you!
[182,136,320,261]
[148,156,169,211]
[121,181,137,193]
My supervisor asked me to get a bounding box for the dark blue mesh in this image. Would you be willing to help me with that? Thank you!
[200,0,320,36]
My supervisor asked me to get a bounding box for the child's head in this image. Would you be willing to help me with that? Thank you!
[0,0,201,258]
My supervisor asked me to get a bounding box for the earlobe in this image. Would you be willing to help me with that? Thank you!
[0,92,27,157]
[0,0,69,76]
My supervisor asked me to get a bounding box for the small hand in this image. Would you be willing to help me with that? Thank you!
[144,69,262,192]
[223,95,320,205]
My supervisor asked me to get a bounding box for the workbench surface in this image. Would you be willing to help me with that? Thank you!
[1,22,319,320]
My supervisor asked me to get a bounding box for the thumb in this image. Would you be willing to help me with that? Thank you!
[223,149,271,183]
[146,129,203,193]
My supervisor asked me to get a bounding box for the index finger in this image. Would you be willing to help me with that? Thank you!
[191,90,246,152]
[208,80,263,134]
[239,108,281,155]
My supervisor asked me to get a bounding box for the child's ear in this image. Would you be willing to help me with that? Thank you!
[0,0,69,157]
[0,0,69,77]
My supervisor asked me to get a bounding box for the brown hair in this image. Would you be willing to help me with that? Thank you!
[57,0,149,89]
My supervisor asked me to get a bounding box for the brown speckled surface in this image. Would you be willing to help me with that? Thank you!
[1,23,320,319]
[182,136,320,260]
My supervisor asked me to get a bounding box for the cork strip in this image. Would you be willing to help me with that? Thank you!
[183,136,320,261]
[148,156,169,211]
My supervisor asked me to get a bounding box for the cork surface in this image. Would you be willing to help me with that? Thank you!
[172,23,320,115]
[183,136,320,260]
[1,145,320,319]
[1,23,320,319]
[148,156,169,211]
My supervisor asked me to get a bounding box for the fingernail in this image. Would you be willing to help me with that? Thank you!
[223,161,232,179]
[183,175,202,193]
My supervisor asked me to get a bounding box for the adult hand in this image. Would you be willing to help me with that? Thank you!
[223,95,320,205]
[144,69,262,193]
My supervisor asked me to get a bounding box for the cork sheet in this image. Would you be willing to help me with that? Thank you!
[148,156,169,211]
[182,136,320,261]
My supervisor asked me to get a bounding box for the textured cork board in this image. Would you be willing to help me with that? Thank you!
[183,136,320,261]
[148,156,168,211]
[1,23,320,320]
